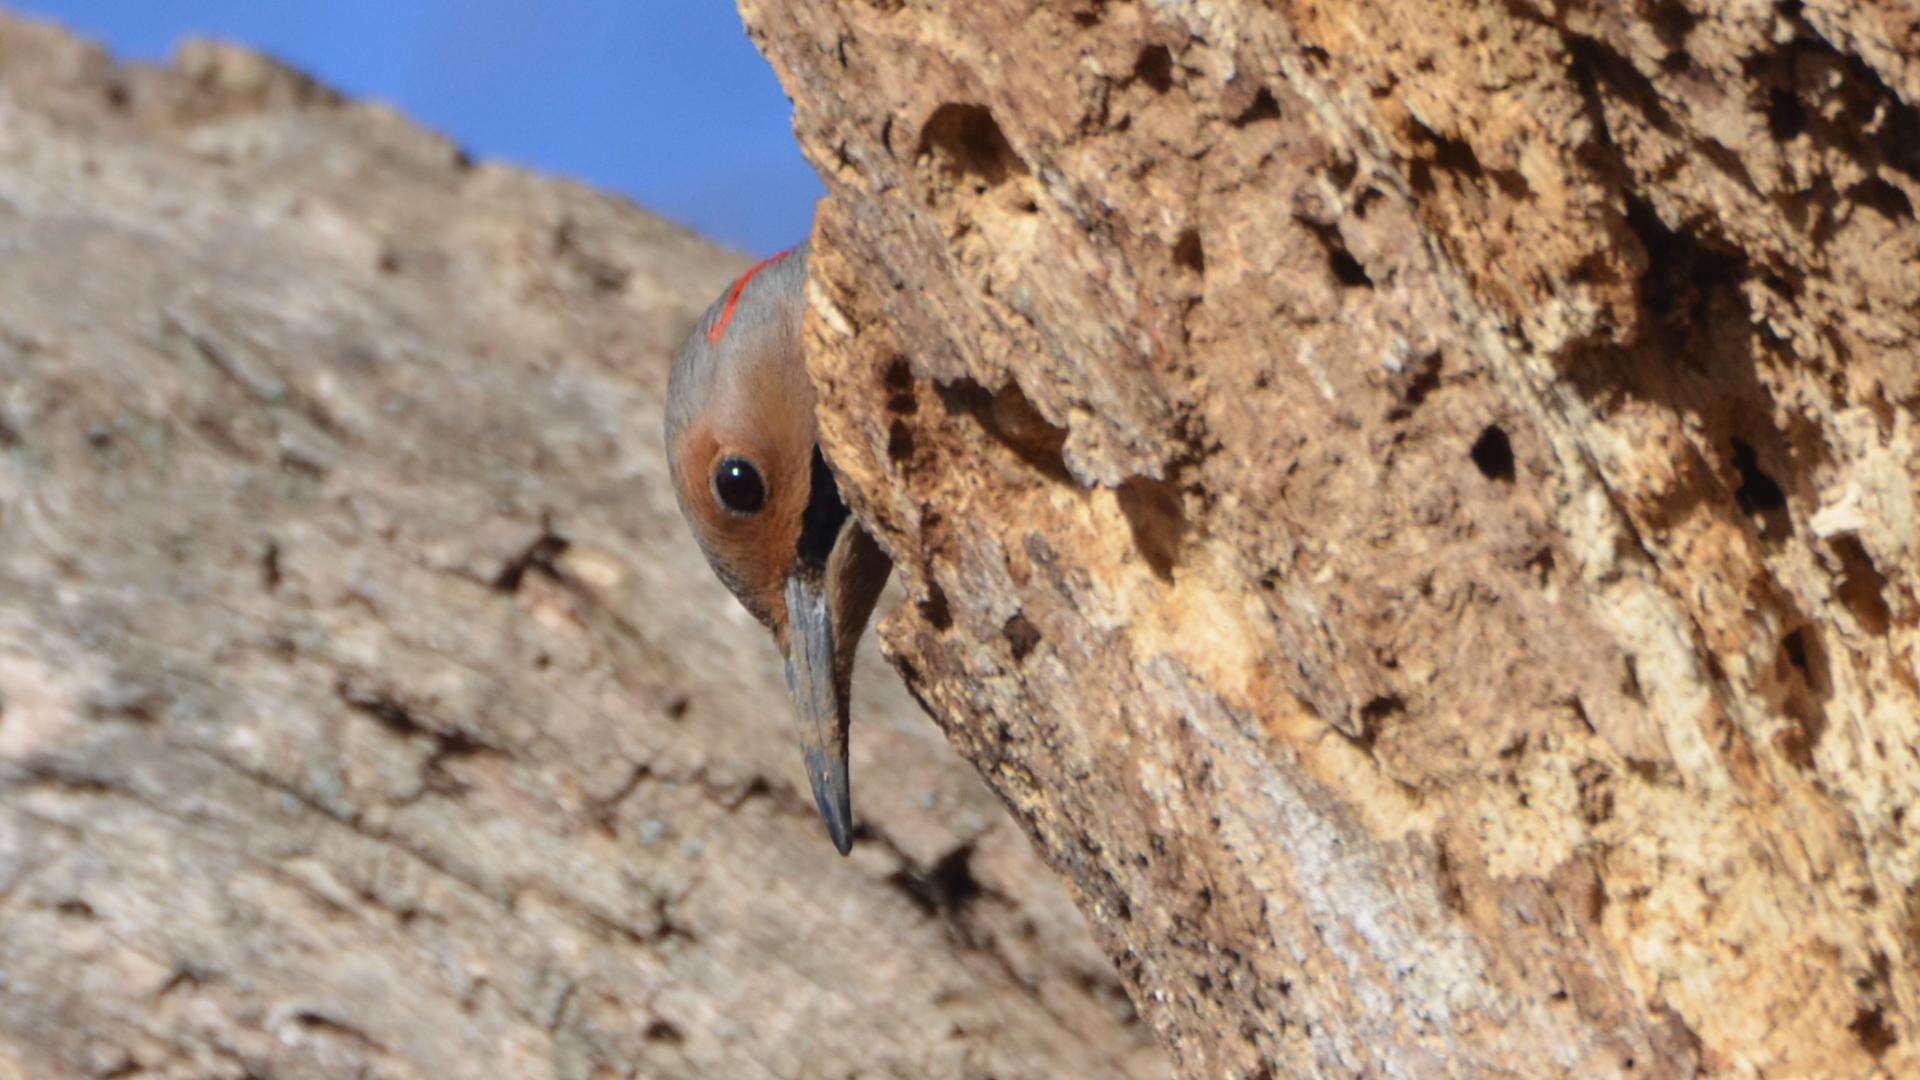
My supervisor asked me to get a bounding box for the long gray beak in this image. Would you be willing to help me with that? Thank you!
[780,447,892,856]
[783,570,854,855]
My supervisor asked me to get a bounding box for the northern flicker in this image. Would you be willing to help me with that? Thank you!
[664,244,892,855]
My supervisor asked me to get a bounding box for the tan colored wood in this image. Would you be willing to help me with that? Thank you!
[742,0,1920,1073]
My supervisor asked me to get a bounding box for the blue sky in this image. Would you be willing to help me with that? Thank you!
[15,2,823,255]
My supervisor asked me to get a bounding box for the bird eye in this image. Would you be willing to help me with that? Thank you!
[711,456,766,515]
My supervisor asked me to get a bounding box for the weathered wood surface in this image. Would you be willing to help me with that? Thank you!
[744,0,1920,1074]
[0,15,1163,1078]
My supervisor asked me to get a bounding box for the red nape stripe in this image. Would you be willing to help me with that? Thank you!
[707,247,794,344]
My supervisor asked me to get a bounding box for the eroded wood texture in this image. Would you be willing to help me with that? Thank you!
[0,16,1163,1078]
[742,0,1920,1074]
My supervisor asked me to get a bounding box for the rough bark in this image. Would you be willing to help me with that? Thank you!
[743,0,1920,1074]
[0,15,1165,1078]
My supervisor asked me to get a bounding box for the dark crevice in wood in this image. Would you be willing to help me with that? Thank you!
[1116,477,1187,581]
[938,376,1073,484]
[890,842,983,921]
[1470,425,1516,482]
[1232,86,1281,127]
[1003,612,1043,663]
[492,527,569,593]
[1134,45,1174,94]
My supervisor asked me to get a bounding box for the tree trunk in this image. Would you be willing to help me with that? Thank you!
[742,0,1920,1074]
[0,15,1164,1078]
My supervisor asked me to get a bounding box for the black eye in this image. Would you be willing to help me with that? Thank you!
[711,457,766,515]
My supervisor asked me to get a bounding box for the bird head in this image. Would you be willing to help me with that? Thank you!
[663,244,892,855]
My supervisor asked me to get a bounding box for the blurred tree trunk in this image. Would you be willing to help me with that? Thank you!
[0,15,1164,1078]
[745,0,1920,1074]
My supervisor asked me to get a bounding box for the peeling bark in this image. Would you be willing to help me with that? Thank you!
[743,0,1920,1074]
[0,16,1162,1078]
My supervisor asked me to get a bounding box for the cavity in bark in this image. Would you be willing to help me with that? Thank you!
[1470,424,1516,482]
